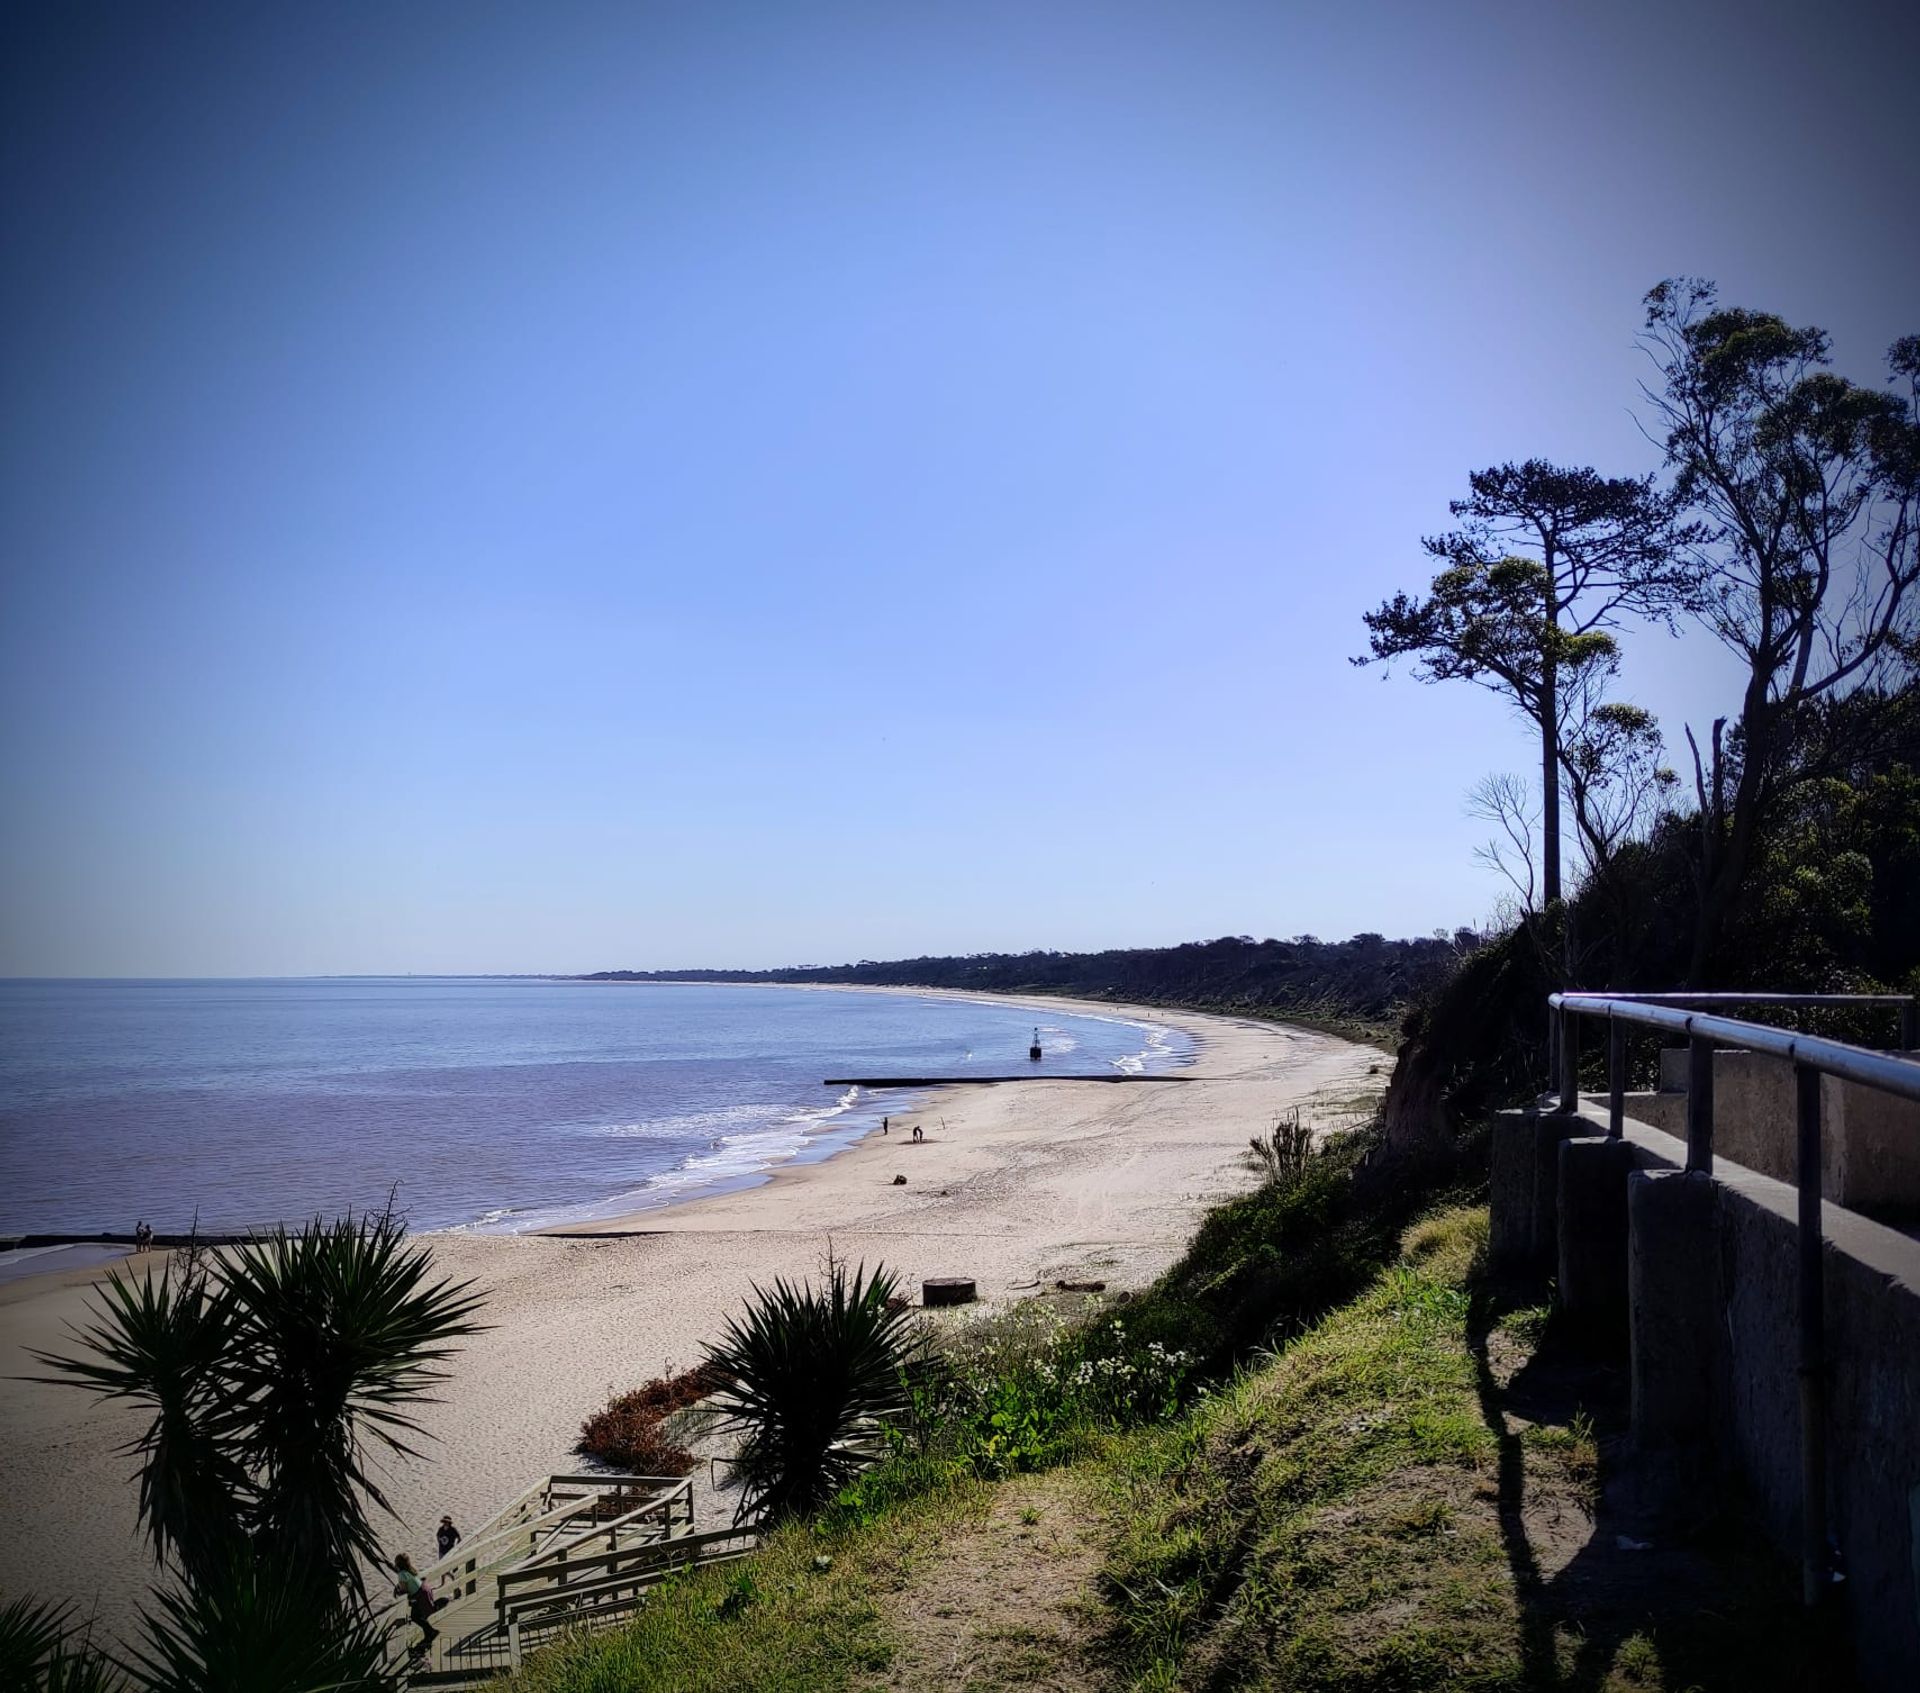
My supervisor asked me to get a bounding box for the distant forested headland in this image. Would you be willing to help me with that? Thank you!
[578,932,1474,1047]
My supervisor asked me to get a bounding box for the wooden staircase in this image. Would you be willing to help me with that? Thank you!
[376,1472,758,1687]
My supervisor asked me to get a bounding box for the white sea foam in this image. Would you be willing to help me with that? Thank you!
[1099,1017,1177,1074]
[469,1085,877,1233]
[783,1083,861,1125]
[587,1103,769,1140]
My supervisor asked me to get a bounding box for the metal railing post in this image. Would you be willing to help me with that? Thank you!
[1547,1003,1562,1099]
[1686,1032,1715,1173]
[1558,1007,1580,1113]
[1795,1062,1829,1611]
[1607,1015,1626,1137]
[1901,997,1918,1052]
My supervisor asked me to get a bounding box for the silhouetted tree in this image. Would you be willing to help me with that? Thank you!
[1358,460,1695,913]
[1640,280,1920,978]
[1557,671,1679,877]
[1466,771,1539,912]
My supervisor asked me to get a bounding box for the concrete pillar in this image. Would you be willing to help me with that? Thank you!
[1489,1110,1536,1272]
[1627,1169,1720,1447]
[1529,1111,1582,1277]
[1491,1108,1582,1276]
[1557,1134,1635,1341]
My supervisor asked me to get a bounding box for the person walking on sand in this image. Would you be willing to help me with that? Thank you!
[133,1221,150,1253]
[392,1554,438,1655]
[882,1116,889,1136]
[437,1515,461,1559]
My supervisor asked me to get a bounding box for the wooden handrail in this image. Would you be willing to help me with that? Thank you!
[502,1481,692,1571]
[498,1529,762,1622]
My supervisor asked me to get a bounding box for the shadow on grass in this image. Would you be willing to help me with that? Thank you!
[1466,1270,1820,1693]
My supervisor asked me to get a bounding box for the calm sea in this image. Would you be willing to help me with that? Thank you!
[0,979,1189,1239]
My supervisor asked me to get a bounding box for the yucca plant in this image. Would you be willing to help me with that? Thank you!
[0,1596,126,1693]
[121,1549,391,1693]
[703,1259,920,1523]
[32,1210,484,1687]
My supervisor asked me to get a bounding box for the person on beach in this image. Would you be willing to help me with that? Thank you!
[133,1221,151,1253]
[882,1116,889,1135]
[911,1124,923,1143]
[392,1554,438,1655]
[437,1516,461,1559]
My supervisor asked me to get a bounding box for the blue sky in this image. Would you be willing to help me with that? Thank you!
[3,0,1916,976]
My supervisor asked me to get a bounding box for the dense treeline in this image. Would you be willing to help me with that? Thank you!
[582,930,1470,1034]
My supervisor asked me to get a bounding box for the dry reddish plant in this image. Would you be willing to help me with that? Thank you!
[576,1361,727,1476]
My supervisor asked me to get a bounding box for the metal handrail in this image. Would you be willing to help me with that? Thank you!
[1604,991,1918,1052]
[1608,992,1917,1006]
[1542,988,1920,1616]
[1551,992,1920,1138]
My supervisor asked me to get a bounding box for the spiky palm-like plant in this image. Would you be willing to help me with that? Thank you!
[704,1259,919,1523]
[122,1549,391,1693]
[32,1211,483,1687]
[0,1574,390,1693]
[0,1597,127,1693]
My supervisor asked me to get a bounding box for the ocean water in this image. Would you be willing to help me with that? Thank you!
[0,979,1190,1238]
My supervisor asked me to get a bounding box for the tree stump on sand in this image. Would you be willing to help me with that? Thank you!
[922,1277,977,1307]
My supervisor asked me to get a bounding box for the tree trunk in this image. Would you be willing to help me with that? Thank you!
[1687,692,1771,984]
[1539,665,1561,911]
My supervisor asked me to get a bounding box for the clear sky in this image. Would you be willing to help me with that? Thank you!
[3,0,1915,977]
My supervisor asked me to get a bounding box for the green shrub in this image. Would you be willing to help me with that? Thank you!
[1245,1108,1315,1186]
[903,1305,1195,1480]
[704,1260,921,1524]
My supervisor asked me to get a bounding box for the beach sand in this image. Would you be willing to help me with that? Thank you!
[0,997,1385,1640]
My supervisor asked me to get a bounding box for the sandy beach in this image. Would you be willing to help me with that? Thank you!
[0,996,1384,1640]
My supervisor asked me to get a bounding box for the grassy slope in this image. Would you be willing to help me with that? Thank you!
[508,1200,1809,1693]
[1104,1208,1809,1693]
[504,1483,984,1693]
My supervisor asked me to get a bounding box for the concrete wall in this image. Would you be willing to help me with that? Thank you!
[1630,1047,1920,1212]
[1492,1101,1920,1688]
[1710,1158,1920,1679]
[1612,1089,1686,1136]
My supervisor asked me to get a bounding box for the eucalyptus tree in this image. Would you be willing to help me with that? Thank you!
[1557,669,1680,878]
[1640,280,1920,976]
[1358,460,1695,911]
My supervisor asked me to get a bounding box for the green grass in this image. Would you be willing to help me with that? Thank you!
[1115,1128,1406,1374]
[1103,1209,1517,1689]
[505,1482,984,1693]
[1098,1207,1808,1693]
